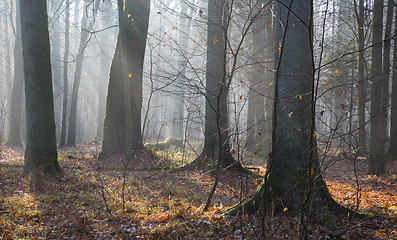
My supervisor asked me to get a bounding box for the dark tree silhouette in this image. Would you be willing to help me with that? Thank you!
[20,0,60,174]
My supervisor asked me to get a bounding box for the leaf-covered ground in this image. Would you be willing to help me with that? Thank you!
[0,145,396,239]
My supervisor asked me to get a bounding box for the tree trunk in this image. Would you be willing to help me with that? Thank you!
[172,0,192,140]
[100,0,150,159]
[183,0,243,171]
[7,0,24,146]
[355,0,367,153]
[378,0,393,157]
[246,6,266,152]
[390,4,397,158]
[59,0,71,147]
[263,6,275,160]
[66,0,100,146]
[369,0,385,175]
[227,0,341,219]
[20,0,59,174]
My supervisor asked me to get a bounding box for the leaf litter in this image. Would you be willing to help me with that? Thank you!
[0,145,396,239]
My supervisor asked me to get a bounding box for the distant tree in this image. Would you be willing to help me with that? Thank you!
[7,0,24,146]
[66,0,100,146]
[353,0,367,153]
[59,0,71,147]
[391,4,397,158]
[20,0,60,173]
[183,0,245,170]
[246,4,266,152]
[228,0,343,221]
[100,0,151,159]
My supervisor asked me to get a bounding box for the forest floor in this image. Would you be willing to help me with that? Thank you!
[0,145,396,239]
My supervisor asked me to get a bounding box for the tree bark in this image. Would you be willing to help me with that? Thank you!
[20,0,59,174]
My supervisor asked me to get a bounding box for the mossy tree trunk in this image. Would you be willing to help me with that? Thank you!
[20,0,60,174]
[7,0,24,147]
[100,0,150,159]
[228,0,341,217]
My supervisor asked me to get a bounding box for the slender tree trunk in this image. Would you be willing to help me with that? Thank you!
[369,0,385,174]
[355,0,367,153]
[172,0,192,140]
[67,0,100,146]
[4,0,11,95]
[7,0,24,146]
[183,0,243,171]
[59,0,71,147]
[378,0,393,156]
[390,4,397,158]
[20,0,59,174]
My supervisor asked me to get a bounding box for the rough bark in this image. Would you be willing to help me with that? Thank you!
[369,0,385,174]
[227,0,341,219]
[7,0,24,147]
[20,0,59,174]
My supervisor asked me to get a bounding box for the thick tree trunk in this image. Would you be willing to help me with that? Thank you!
[100,0,150,159]
[100,39,126,158]
[228,0,341,219]
[369,0,385,174]
[20,0,59,174]
[59,0,71,147]
[7,0,24,147]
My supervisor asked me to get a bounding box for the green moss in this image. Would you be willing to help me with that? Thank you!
[145,137,184,150]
